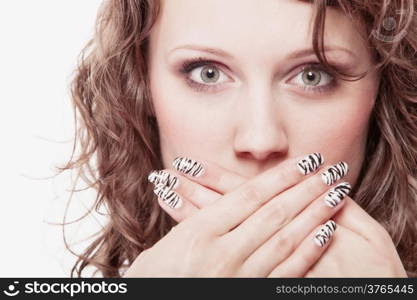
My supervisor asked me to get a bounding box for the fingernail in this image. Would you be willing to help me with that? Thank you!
[153,183,182,209]
[148,170,179,190]
[314,220,337,247]
[321,162,349,185]
[324,182,351,208]
[172,157,204,177]
[297,152,324,175]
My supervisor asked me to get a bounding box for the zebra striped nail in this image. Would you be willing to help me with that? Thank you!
[297,152,324,175]
[148,170,179,190]
[321,162,349,185]
[324,182,351,208]
[153,183,182,209]
[172,157,204,177]
[314,220,337,247]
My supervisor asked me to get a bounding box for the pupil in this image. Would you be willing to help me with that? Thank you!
[201,66,219,83]
[306,71,315,81]
[206,68,215,78]
[302,68,320,86]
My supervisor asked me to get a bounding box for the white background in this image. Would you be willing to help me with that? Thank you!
[0,0,107,277]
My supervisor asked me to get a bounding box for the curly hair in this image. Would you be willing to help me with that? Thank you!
[56,0,417,277]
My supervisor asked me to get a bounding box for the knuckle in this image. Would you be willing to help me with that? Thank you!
[237,184,262,205]
[262,201,288,229]
[299,251,316,267]
[310,203,326,221]
[273,232,295,253]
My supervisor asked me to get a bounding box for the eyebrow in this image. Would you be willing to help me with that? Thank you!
[169,44,358,60]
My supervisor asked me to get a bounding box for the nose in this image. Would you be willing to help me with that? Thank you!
[232,88,289,162]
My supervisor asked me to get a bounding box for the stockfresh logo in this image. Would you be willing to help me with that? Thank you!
[3,281,20,297]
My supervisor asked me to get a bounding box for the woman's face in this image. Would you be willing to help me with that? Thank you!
[148,0,380,186]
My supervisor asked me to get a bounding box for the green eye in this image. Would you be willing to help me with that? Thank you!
[301,67,322,86]
[200,66,220,83]
[179,58,229,92]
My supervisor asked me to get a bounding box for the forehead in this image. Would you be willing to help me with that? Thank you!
[150,0,369,63]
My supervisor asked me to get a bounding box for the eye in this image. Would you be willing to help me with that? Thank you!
[179,57,230,92]
[189,65,228,85]
[288,64,335,94]
[179,58,336,94]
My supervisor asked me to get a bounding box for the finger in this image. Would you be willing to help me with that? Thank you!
[267,220,337,278]
[239,182,348,276]
[332,196,389,246]
[171,155,248,194]
[224,162,349,259]
[152,183,199,221]
[148,169,221,207]
[195,152,325,235]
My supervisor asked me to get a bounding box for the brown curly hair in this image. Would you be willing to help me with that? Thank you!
[56,0,417,277]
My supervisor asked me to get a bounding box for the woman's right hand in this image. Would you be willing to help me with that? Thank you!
[124,153,347,277]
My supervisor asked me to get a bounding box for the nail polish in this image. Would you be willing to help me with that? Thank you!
[297,152,324,175]
[172,157,204,177]
[153,183,182,209]
[148,170,179,190]
[324,182,351,208]
[314,220,337,247]
[321,162,349,185]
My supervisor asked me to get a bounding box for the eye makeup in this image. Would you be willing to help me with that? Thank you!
[290,63,337,95]
[178,57,228,93]
[177,56,344,95]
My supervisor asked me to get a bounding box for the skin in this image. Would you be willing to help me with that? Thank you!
[130,0,407,277]
[144,160,406,277]
[148,0,380,186]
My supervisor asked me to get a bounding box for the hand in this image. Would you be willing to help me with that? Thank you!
[124,153,339,277]
[305,198,407,277]
[149,155,407,277]
[131,153,344,277]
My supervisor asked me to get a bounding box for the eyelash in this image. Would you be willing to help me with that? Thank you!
[179,56,337,94]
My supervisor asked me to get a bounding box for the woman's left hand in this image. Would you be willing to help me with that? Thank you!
[149,157,407,277]
[305,196,407,277]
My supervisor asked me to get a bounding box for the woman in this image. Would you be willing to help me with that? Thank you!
[59,0,417,277]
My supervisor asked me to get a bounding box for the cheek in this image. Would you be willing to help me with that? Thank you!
[151,76,232,161]
[292,108,370,188]
[287,87,376,183]
[313,105,371,157]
